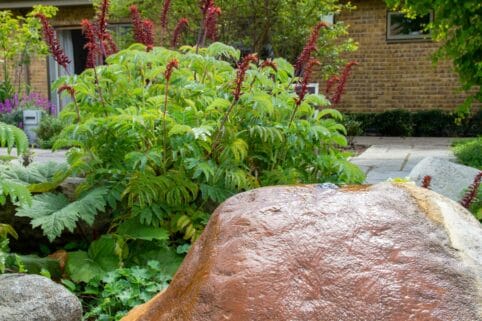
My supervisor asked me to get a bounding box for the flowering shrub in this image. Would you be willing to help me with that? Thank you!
[0,93,56,126]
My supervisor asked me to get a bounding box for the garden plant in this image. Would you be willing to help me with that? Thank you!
[0,0,365,319]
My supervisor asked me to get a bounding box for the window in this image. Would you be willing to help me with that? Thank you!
[387,11,433,41]
[48,24,133,111]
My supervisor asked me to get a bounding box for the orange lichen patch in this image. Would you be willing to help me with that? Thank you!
[341,184,371,192]
[48,250,68,271]
[398,183,444,225]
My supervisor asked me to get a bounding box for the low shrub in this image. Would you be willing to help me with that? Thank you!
[35,115,64,149]
[66,260,174,321]
[345,108,482,137]
[453,137,482,170]
[375,109,413,137]
[342,115,363,146]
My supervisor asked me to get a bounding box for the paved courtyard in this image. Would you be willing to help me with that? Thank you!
[350,137,457,184]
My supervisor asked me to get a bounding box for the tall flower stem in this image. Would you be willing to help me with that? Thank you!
[211,54,258,155]
[162,59,179,157]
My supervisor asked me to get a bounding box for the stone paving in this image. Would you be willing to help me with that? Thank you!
[350,137,458,184]
[0,148,67,164]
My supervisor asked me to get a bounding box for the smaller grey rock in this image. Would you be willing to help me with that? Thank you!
[409,156,481,201]
[0,273,82,321]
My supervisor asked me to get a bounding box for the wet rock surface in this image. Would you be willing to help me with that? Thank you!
[122,183,482,321]
[0,273,82,321]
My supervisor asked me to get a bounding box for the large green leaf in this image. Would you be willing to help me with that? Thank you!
[16,187,109,242]
[0,178,32,206]
[0,122,28,155]
[0,162,70,193]
[66,236,120,283]
[117,219,169,241]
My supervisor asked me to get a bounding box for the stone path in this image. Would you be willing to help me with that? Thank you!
[350,137,458,184]
[0,148,67,164]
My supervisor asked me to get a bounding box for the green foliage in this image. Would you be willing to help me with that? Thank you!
[375,109,413,137]
[66,236,120,283]
[342,116,363,146]
[105,0,356,65]
[453,137,482,170]
[0,178,32,206]
[0,121,29,155]
[48,43,362,252]
[346,109,482,137]
[16,187,109,242]
[0,224,60,276]
[36,115,64,149]
[0,161,69,191]
[0,6,57,95]
[385,0,482,113]
[74,260,172,321]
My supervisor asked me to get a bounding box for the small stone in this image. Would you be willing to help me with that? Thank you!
[0,273,82,321]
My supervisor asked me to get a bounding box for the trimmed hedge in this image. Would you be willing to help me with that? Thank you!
[344,109,482,137]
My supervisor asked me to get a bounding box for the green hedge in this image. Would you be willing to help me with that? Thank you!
[344,109,482,137]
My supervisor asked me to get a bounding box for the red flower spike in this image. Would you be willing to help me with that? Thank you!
[421,175,432,189]
[161,0,171,29]
[36,14,71,70]
[295,22,328,75]
[104,32,118,55]
[260,60,278,72]
[331,61,358,106]
[460,172,482,209]
[165,59,179,82]
[142,19,155,51]
[205,5,221,41]
[325,75,339,95]
[296,58,320,106]
[200,0,214,16]
[81,19,100,68]
[96,0,109,39]
[233,54,259,101]
[129,5,144,43]
[58,84,76,97]
[171,18,189,47]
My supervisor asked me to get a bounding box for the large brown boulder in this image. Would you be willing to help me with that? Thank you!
[122,183,482,321]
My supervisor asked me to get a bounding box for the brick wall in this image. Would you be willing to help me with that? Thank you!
[330,0,475,112]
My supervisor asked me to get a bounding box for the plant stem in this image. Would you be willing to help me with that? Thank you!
[288,101,301,128]
[92,66,107,116]
[162,81,169,157]
[211,98,238,154]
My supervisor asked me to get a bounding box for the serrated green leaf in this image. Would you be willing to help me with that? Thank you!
[66,236,120,283]
[16,187,109,242]
[117,219,169,241]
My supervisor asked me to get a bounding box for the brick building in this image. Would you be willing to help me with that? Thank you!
[0,0,476,112]
[335,0,475,112]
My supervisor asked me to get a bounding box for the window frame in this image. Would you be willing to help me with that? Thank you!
[386,11,433,42]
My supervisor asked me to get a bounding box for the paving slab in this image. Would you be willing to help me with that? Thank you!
[0,148,67,164]
[351,137,458,184]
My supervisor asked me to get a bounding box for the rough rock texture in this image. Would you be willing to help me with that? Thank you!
[409,156,481,201]
[122,183,482,321]
[0,273,82,321]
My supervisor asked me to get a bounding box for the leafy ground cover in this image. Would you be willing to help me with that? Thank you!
[453,137,482,170]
